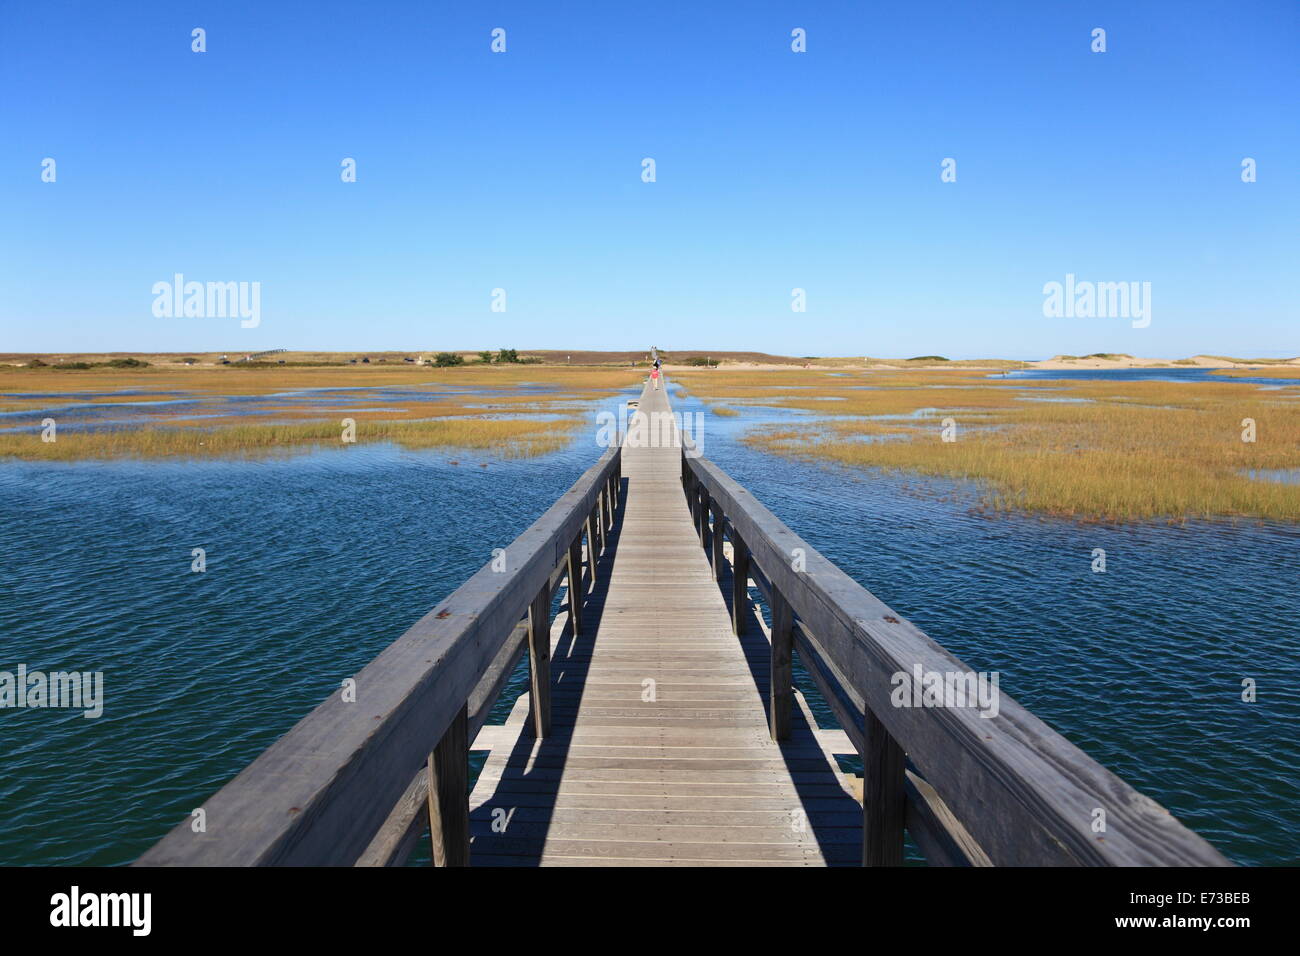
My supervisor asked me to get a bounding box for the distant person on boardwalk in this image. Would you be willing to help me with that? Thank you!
[650,366,660,390]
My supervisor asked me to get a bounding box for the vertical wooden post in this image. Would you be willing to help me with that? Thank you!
[862,710,906,866]
[710,503,725,582]
[567,533,584,637]
[769,588,793,741]
[427,704,469,867]
[698,490,711,549]
[526,584,552,738]
[596,493,607,554]
[731,530,750,636]
[585,508,599,580]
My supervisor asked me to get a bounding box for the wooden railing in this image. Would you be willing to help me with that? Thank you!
[138,442,623,866]
[680,442,1232,867]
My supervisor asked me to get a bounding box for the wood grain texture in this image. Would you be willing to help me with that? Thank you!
[466,379,861,866]
[861,708,905,866]
[527,583,553,738]
[428,705,469,867]
[142,375,1228,869]
[682,437,1231,867]
[138,442,620,866]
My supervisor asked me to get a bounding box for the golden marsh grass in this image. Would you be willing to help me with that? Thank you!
[0,417,582,461]
[677,369,1300,522]
[0,364,636,461]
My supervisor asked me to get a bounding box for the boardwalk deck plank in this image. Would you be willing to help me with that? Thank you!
[466,381,861,866]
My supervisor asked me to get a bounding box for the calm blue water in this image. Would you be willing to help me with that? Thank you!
[996,367,1300,387]
[1,382,1297,865]
[0,382,569,434]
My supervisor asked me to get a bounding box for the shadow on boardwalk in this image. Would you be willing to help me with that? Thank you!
[466,478,628,866]
[466,473,866,866]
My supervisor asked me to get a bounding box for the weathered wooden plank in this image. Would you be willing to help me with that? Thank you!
[683,439,1230,867]
[769,588,794,742]
[710,498,725,582]
[355,623,527,867]
[904,768,992,867]
[566,535,584,637]
[526,583,552,738]
[467,836,855,864]
[428,705,469,867]
[462,379,853,866]
[731,528,750,636]
[139,441,620,866]
[862,708,905,866]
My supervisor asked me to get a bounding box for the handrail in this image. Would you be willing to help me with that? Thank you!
[681,439,1231,867]
[138,440,623,866]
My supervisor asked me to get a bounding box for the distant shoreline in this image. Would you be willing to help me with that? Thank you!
[2,349,1297,371]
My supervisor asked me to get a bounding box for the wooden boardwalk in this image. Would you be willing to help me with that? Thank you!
[466,382,862,865]
[139,374,1229,868]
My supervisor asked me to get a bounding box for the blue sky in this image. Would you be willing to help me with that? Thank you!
[2,1,1296,358]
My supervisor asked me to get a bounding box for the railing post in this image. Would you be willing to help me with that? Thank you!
[567,532,584,636]
[526,583,552,737]
[710,504,725,582]
[585,506,599,580]
[731,529,750,636]
[698,489,710,549]
[769,588,793,741]
[862,710,906,866]
[427,704,469,867]
[596,493,607,554]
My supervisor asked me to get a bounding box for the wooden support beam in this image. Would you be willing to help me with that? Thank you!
[596,492,607,554]
[862,709,906,866]
[427,704,469,867]
[698,489,711,550]
[769,587,793,741]
[710,500,725,582]
[585,507,599,579]
[566,534,583,636]
[526,584,552,737]
[731,528,750,636]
